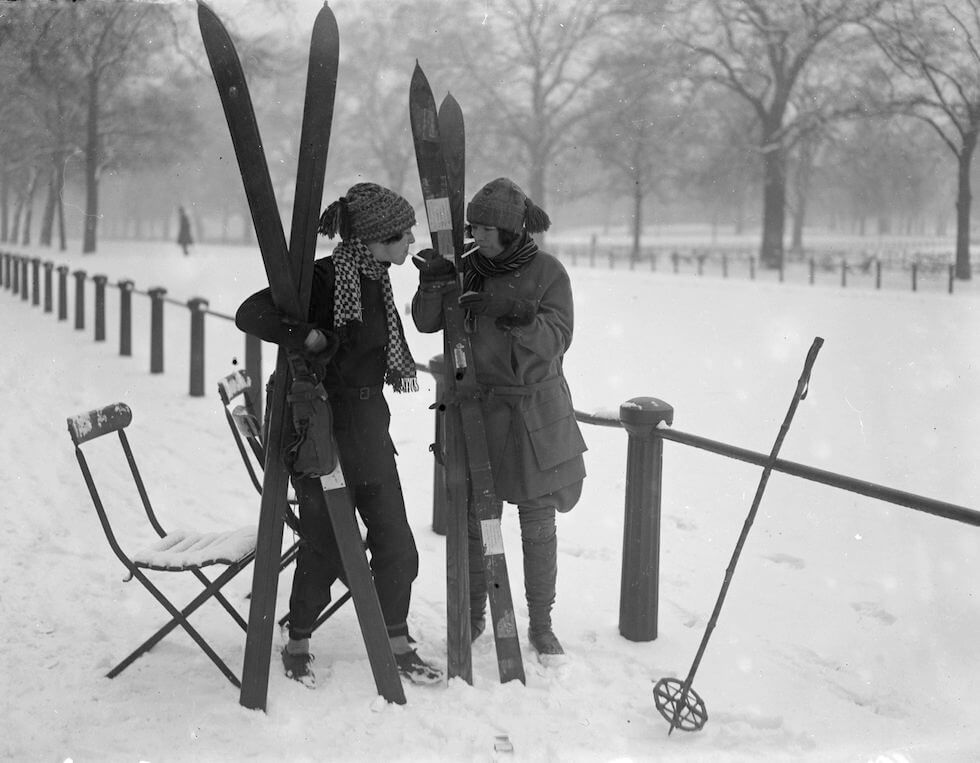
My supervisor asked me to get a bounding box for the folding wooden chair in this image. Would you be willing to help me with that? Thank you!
[67,402,256,688]
[216,370,352,633]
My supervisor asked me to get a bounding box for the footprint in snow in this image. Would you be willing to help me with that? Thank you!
[851,601,897,625]
[762,552,806,570]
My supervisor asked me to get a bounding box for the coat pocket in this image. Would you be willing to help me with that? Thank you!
[523,387,587,471]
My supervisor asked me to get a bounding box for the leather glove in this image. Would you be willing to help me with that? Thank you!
[458,291,535,326]
[413,247,455,283]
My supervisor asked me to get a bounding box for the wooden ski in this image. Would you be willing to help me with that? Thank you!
[198,0,405,709]
[409,63,526,685]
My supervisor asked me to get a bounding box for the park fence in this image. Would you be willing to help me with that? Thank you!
[552,237,976,294]
[5,247,977,645]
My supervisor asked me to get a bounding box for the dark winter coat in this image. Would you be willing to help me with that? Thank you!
[412,249,586,504]
[235,256,399,486]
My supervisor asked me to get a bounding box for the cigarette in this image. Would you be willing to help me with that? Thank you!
[411,253,427,262]
[462,245,479,258]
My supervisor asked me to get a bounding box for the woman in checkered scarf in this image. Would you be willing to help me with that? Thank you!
[235,182,441,687]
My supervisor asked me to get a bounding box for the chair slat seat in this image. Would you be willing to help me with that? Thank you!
[132,527,256,571]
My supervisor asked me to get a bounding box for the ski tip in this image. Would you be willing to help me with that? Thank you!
[197,0,221,30]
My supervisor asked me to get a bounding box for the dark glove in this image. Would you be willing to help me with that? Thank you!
[458,291,535,327]
[413,247,455,283]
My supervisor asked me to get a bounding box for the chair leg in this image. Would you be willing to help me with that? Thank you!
[190,567,248,631]
[107,563,249,687]
[278,588,353,633]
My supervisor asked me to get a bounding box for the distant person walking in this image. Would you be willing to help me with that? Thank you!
[177,206,193,255]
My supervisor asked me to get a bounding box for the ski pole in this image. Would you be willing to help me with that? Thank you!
[654,336,824,734]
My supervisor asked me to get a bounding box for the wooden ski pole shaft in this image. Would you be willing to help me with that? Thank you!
[657,336,824,734]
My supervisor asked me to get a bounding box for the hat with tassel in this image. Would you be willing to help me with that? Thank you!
[466,177,550,234]
[318,182,416,243]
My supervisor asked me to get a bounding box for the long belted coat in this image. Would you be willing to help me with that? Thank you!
[412,249,587,506]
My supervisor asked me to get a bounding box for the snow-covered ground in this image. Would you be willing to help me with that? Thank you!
[2,237,978,762]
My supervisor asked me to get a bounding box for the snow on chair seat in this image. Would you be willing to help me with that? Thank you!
[131,527,257,571]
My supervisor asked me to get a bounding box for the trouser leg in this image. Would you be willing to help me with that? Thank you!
[518,500,557,635]
[288,478,343,641]
[354,477,419,639]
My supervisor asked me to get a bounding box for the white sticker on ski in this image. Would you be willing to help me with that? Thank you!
[481,518,504,555]
[320,464,347,491]
[425,197,452,231]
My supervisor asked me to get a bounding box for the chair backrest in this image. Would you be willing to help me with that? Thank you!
[67,402,133,446]
[67,402,164,566]
[217,370,303,536]
[217,370,265,495]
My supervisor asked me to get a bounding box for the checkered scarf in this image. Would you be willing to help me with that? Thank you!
[332,239,417,393]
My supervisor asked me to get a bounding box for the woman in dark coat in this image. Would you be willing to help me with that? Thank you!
[236,182,440,687]
[411,177,587,661]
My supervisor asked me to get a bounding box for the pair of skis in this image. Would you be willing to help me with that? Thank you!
[409,64,526,686]
[198,2,405,709]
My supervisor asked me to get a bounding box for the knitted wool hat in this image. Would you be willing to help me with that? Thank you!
[318,182,416,243]
[466,177,551,234]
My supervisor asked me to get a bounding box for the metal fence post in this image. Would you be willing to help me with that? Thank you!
[73,270,86,329]
[618,396,674,642]
[948,264,955,295]
[149,287,167,373]
[188,297,209,397]
[245,332,263,424]
[11,254,19,295]
[749,256,756,280]
[841,259,847,288]
[43,261,53,313]
[2,252,8,289]
[428,353,449,535]
[57,265,69,321]
[875,259,882,290]
[31,258,40,305]
[809,258,815,285]
[118,280,133,356]
[21,257,29,301]
[93,275,108,341]
[912,263,918,292]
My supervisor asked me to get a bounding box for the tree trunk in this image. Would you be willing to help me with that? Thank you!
[10,192,23,243]
[759,140,786,269]
[57,189,66,251]
[528,153,547,247]
[954,132,975,281]
[21,168,38,246]
[631,179,643,265]
[0,164,8,243]
[83,71,100,253]
[40,162,59,247]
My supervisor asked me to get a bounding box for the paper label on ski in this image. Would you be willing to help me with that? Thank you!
[480,518,505,555]
[320,464,347,490]
[425,197,453,231]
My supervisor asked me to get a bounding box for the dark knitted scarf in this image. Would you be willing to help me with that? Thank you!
[332,239,417,393]
[463,232,539,293]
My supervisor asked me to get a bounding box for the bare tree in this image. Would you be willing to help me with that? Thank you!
[586,28,696,262]
[668,0,886,267]
[868,0,980,280]
[450,0,639,213]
